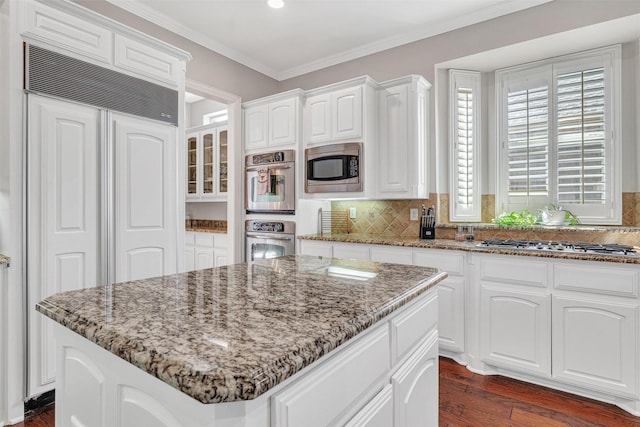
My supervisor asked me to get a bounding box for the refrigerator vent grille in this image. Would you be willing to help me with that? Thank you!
[26,44,178,125]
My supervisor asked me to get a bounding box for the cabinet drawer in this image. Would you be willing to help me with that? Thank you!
[370,247,413,265]
[390,290,438,363]
[413,250,465,276]
[114,35,181,85]
[194,233,214,247]
[344,384,393,427]
[271,326,390,427]
[478,256,548,288]
[554,263,638,297]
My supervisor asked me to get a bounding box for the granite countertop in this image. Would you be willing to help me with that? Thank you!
[0,254,10,265]
[36,255,446,404]
[186,226,227,233]
[186,219,227,233]
[298,233,640,265]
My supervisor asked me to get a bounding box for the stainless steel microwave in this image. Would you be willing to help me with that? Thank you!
[305,142,363,193]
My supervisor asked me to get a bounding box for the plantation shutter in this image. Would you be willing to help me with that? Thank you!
[506,84,549,201]
[556,67,606,205]
[450,70,481,222]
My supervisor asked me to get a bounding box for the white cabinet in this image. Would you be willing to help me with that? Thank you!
[552,295,638,397]
[377,76,430,199]
[243,90,303,152]
[22,0,113,64]
[333,242,370,260]
[27,95,178,397]
[184,232,228,271]
[0,263,7,425]
[299,240,333,258]
[21,0,187,88]
[414,250,466,354]
[476,255,551,376]
[479,284,551,376]
[391,331,439,427]
[306,86,364,144]
[186,124,227,201]
[344,385,393,427]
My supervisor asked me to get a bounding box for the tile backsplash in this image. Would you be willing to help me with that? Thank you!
[331,192,640,238]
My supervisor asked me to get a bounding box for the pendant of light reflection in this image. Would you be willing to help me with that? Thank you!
[268,0,284,9]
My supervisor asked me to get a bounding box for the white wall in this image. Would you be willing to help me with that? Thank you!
[186,202,227,221]
[186,98,227,128]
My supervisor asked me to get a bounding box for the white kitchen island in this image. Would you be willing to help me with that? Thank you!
[37,255,446,427]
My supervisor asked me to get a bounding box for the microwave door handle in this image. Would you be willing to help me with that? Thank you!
[248,235,293,241]
[246,164,291,171]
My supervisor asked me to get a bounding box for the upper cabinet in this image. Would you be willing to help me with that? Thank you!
[306,86,364,144]
[243,90,304,152]
[377,76,430,199]
[187,124,227,201]
[20,0,190,89]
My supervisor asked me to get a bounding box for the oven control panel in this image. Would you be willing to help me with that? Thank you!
[246,220,296,234]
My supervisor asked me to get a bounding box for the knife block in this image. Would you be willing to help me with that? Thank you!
[420,215,435,239]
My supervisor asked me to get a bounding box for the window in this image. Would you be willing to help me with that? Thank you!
[449,70,481,222]
[203,110,228,125]
[496,46,621,224]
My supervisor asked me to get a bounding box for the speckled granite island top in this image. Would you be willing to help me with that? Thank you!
[36,255,446,404]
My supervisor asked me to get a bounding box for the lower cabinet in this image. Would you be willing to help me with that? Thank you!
[271,289,439,427]
[552,295,638,397]
[184,231,228,272]
[479,285,551,376]
[391,330,439,427]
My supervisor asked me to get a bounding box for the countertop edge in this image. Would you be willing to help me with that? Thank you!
[298,234,640,264]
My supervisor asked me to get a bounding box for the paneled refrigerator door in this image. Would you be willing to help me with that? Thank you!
[27,95,101,397]
[112,113,177,283]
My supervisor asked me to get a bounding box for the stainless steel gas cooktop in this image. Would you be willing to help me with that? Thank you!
[479,238,638,256]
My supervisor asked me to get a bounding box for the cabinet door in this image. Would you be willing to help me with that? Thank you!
[244,105,268,151]
[480,285,551,376]
[217,127,228,196]
[344,385,393,427]
[113,114,177,282]
[438,276,465,353]
[200,130,216,198]
[184,247,195,272]
[23,0,112,64]
[114,34,181,86]
[333,86,363,141]
[27,95,101,397]
[392,331,439,427]
[369,247,413,265]
[378,85,410,195]
[269,98,297,147]
[186,132,198,199]
[552,296,638,398]
[214,252,228,267]
[194,248,215,270]
[306,93,332,144]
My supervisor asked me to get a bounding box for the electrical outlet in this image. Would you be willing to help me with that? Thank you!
[349,207,356,219]
[410,208,419,221]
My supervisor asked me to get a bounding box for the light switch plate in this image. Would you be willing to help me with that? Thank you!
[410,208,419,221]
[349,207,356,219]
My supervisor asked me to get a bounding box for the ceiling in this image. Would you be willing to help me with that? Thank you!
[104,0,552,81]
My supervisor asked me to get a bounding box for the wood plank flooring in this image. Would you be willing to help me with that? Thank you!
[13,357,640,426]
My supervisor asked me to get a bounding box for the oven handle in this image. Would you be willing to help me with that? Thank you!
[246,163,292,171]
[247,234,294,241]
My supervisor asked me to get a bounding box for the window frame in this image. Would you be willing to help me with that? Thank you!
[495,45,621,225]
[449,69,482,222]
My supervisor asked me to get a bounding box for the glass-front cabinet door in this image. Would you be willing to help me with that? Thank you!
[202,131,215,196]
[217,127,228,195]
[185,123,227,201]
[187,134,198,198]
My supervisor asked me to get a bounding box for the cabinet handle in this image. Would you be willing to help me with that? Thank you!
[247,235,293,241]
[245,164,291,171]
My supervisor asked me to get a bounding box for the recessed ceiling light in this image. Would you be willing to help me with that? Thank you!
[267,0,284,9]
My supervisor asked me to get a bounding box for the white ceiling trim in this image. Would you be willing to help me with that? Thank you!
[106,0,552,82]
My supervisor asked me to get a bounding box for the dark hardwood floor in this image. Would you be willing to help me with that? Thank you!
[13,357,640,426]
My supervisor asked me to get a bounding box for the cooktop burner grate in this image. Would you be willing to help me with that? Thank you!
[479,238,637,256]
